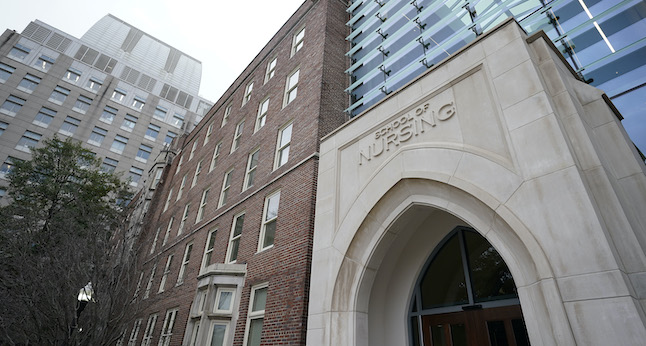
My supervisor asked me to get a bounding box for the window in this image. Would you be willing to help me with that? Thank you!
[209,142,222,172]
[175,155,184,175]
[242,82,254,106]
[209,322,229,346]
[192,160,203,188]
[0,157,18,179]
[158,308,178,346]
[201,229,217,268]
[100,106,118,124]
[163,217,174,246]
[86,77,102,92]
[172,113,184,128]
[292,27,305,56]
[141,314,158,346]
[150,227,161,254]
[9,43,30,60]
[275,122,293,168]
[136,144,153,163]
[64,68,81,83]
[265,57,277,83]
[18,74,41,93]
[111,87,127,102]
[121,114,137,132]
[177,174,187,200]
[178,204,190,235]
[145,123,161,141]
[196,188,209,222]
[165,131,177,146]
[16,130,41,153]
[35,55,55,71]
[189,141,198,160]
[158,254,174,293]
[284,69,299,106]
[0,62,15,83]
[111,135,128,154]
[214,287,235,314]
[204,123,214,145]
[177,243,193,285]
[88,126,108,146]
[143,263,157,299]
[73,95,93,114]
[101,157,118,173]
[189,320,201,346]
[231,121,244,153]
[0,121,7,136]
[244,284,268,346]
[59,116,81,136]
[222,104,232,127]
[132,96,146,110]
[153,167,163,188]
[0,188,5,198]
[154,106,167,120]
[163,189,173,212]
[218,169,233,208]
[227,213,244,263]
[255,99,269,131]
[259,191,280,251]
[127,319,142,346]
[49,85,70,104]
[129,167,143,186]
[0,95,26,116]
[33,107,56,128]
[244,149,259,190]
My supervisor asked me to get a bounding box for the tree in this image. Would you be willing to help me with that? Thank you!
[0,137,140,345]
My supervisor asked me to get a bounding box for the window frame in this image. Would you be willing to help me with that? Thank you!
[274,122,293,169]
[178,204,190,235]
[242,81,254,106]
[141,314,158,346]
[265,57,277,83]
[206,321,229,346]
[196,188,209,223]
[192,160,203,188]
[176,242,193,285]
[209,142,222,172]
[177,174,187,200]
[244,149,260,190]
[226,212,245,263]
[258,190,280,252]
[189,140,198,160]
[214,287,236,314]
[127,318,142,346]
[222,104,232,127]
[163,217,174,246]
[231,120,245,153]
[158,254,174,293]
[218,169,233,208]
[284,68,300,107]
[204,122,214,145]
[291,27,305,56]
[0,95,26,116]
[255,98,269,132]
[158,308,178,346]
[243,283,268,346]
[201,229,217,269]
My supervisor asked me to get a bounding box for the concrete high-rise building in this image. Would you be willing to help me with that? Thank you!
[0,15,213,199]
[126,1,646,346]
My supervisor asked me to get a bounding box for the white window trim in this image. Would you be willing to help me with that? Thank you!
[204,123,214,145]
[163,217,174,246]
[206,321,230,346]
[218,169,233,208]
[214,287,236,314]
[158,308,178,346]
[127,319,142,346]
[274,121,293,169]
[244,148,260,190]
[143,263,157,299]
[255,98,269,132]
[196,188,209,223]
[264,57,277,84]
[226,212,245,263]
[178,204,190,235]
[163,189,173,212]
[141,314,158,346]
[291,27,305,56]
[176,243,193,285]
[283,68,300,107]
[175,155,184,175]
[242,81,254,106]
[201,229,217,269]
[210,142,222,172]
[191,160,203,188]
[243,283,268,346]
[189,140,198,160]
[150,227,161,254]
[258,190,280,252]
[158,254,174,293]
[231,120,244,153]
[177,174,187,201]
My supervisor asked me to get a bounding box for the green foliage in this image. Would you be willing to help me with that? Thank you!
[0,137,137,345]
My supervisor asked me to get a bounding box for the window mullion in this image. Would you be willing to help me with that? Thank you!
[458,230,475,306]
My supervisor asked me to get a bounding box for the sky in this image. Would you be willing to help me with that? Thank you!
[0,0,306,102]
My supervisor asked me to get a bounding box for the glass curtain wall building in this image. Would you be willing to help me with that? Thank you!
[346,0,646,150]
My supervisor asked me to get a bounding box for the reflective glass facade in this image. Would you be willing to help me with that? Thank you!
[347,0,646,150]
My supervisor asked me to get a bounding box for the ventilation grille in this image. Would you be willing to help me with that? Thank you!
[45,33,72,52]
[120,66,141,84]
[137,74,156,92]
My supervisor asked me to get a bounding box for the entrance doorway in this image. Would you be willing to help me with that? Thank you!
[409,228,530,346]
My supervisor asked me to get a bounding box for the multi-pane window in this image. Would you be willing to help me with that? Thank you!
[64,68,81,83]
[111,135,128,154]
[209,322,229,346]
[255,98,269,131]
[150,227,161,254]
[242,82,254,106]
[101,157,118,173]
[231,120,244,153]
[88,127,108,146]
[189,141,198,160]
[145,123,161,141]
[141,314,158,346]
[292,27,305,56]
[259,191,280,251]
[178,204,190,235]
[86,77,102,92]
[163,189,173,212]
[34,55,55,71]
[158,254,174,293]
[153,106,167,120]
[0,95,26,116]
[0,62,15,83]
[18,74,41,93]
[201,229,217,268]
[177,174,187,200]
[163,217,174,246]
[165,131,177,146]
[111,87,127,102]
[158,308,178,346]
[73,95,93,114]
[0,157,18,179]
[204,123,214,145]
[175,155,184,175]
[222,104,232,127]
[16,130,42,153]
[177,243,193,285]
[214,287,235,314]
[218,169,233,208]
[136,144,153,163]
[49,85,70,104]
[0,121,7,136]
[132,96,146,111]
[227,213,245,263]
[275,122,293,168]
[153,167,163,188]
[245,284,268,346]
[9,44,30,60]
[265,57,277,83]
[143,263,157,299]
[284,69,299,106]
[129,167,143,186]
[100,106,118,124]
[172,113,184,128]
[127,319,142,346]
[33,107,56,128]
[191,160,203,188]
[244,149,259,190]
[121,114,138,132]
[196,188,209,222]
[59,116,81,136]
[210,142,222,172]
[189,321,201,346]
